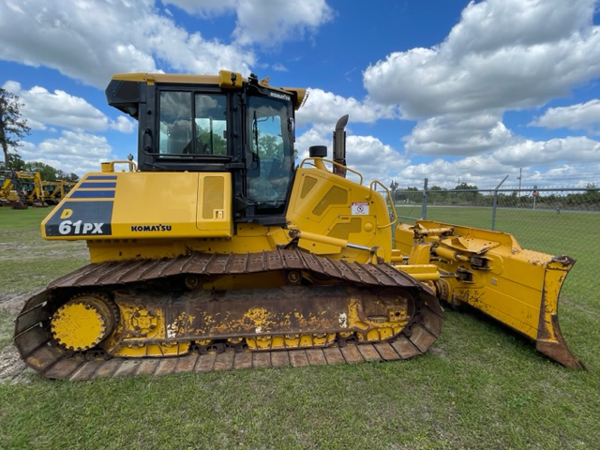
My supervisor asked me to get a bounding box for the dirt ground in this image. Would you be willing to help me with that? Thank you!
[0,294,35,383]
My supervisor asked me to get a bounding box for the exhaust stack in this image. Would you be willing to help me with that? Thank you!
[333,115,349,177]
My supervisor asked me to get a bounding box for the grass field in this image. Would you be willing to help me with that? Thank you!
[1,207,599,449]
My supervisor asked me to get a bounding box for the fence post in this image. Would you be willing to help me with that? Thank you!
[491,175,509,230]
[421,178,428,220]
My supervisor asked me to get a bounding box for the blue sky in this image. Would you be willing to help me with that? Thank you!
[1,0,599,189]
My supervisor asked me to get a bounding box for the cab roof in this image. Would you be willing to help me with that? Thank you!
[110,71,307,110]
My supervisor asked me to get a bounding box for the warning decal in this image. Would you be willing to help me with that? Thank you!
[351,202,369,215]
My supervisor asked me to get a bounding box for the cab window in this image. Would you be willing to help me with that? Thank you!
[159,91,228,155]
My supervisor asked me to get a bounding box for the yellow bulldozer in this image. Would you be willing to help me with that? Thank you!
[13,71,583,380]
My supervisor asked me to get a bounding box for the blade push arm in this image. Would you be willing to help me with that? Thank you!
[395,220,584,369]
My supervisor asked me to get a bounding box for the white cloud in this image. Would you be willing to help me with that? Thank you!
[272,62,288,72]
[295,124,333,159]
[398,135,600,188]
[345,135,410,185]
[0,0,255,88]
[530,99,600,134]
[398,155,513,189]
[18,131,116,175]
[3,80,136,134]
[233,0,333,47]
[296,89,397,127]
[295,124,600,190]
[446,0,593,57]
[360,0,600,185]
[526,164,600,187]
[494,136,600,166]
[363,0,600,118]
[109,116,136,134]
[403,111,511,156]
[165,0,333,47]
[296,126,408,186]
[3,81,109,131]
[163,0,238,17]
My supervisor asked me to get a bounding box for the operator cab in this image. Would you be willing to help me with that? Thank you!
[105,71,306,225]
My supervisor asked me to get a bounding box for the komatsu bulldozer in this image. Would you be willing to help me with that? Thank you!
[13,71,583,380]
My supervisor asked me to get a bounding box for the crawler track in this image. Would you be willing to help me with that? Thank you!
[14,249,443,380]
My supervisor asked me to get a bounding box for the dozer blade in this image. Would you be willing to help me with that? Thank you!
[395,220,584,369]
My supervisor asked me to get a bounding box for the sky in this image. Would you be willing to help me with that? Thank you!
[1,0,600,189]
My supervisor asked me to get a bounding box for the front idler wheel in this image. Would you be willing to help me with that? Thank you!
[50,292,118,352]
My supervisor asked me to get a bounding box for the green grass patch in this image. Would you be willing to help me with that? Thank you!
[0,207,52,230]
[0,207,87,295]
[0,206,598,448]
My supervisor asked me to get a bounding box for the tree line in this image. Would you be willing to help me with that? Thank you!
[389,181,600,210]
[1,87,79,182]
[2,155,79,182]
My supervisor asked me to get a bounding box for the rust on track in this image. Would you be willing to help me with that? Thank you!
[14,249,443,381]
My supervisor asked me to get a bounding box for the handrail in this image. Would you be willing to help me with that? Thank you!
[299,157,363,185]
[369,180,398,229]
[101,160,138,173]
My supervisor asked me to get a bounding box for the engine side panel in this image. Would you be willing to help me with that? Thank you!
[286,167,394,262]
[42,172,232,240]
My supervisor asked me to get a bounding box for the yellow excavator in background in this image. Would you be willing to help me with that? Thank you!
[63,181,76,195]
[2,174,76,208]
[0,170,28,209]
[16,171,48,207]
[13,71,583,380]
[42,180,62,205]
[42,180,75,205]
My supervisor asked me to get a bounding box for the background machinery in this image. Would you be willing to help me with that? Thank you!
[0,170,28,209]
[13,71,583,380]
[16,171,48,207]
[42,180,74,205]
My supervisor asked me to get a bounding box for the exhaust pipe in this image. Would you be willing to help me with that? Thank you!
[333,115,349,177]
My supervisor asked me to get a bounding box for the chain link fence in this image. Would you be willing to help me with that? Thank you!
[393,180,600,305]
